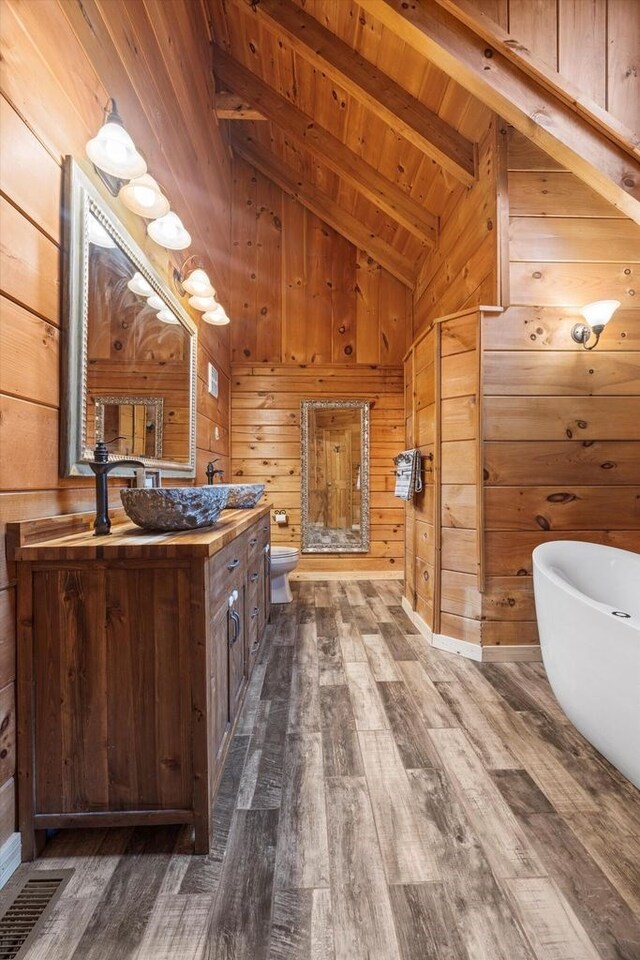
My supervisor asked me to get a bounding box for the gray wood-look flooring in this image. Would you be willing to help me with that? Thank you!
[6,579,640,960]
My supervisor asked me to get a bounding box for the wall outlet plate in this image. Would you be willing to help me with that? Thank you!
[208,362,219,398]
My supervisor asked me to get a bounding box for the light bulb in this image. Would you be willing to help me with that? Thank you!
[119,174,170,219]
[183,268,215,299]
[157,308,180,325]
[146,294,165,311]
[147,211,191,250]
[202,304,230,325]
[127,272,153,297]
[188,294,217,312]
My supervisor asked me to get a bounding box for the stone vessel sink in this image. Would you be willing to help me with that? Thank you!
[121,486,229,531]
[212,483,265,508]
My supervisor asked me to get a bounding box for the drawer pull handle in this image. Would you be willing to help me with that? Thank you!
[251,606,259,618]
[249,537,258,546]
[227,558,240,570]
[229,609,241,646]
[249,572,259,582]
[251,637,261,655]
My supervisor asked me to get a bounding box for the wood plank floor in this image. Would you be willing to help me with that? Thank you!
[4,579,640,960]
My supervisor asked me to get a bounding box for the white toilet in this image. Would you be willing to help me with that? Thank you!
[270,545,300,603]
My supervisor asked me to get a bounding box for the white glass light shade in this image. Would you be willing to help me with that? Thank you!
[157,308,180,325]
[88,216,116,248]
[182,268,215,299]
[580,300,621,329]
[188,294,217,312]
[146,294,165,311]
[127,272,153,297]
[147,212,191,250]
[119,174,169,218]
[86,121,146,179]
[202,304,230,325]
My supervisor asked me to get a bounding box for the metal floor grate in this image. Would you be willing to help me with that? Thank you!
[0,870,73,959]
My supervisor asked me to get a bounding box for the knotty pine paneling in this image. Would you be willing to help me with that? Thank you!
[477,128,640,648]
[0,0,232,849]
[231,365,404,573]
[230,158,412,366]
[468,0,639,132]
[413,123,499,334]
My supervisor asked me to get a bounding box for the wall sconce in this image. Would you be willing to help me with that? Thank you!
[571,300,620,350]
[147,211,191,250]
[202,303,230,325]
[119,174,169,219]
[174,256,216,298]
[86,98,146,195]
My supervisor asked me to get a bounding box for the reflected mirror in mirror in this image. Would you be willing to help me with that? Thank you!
[62,159,197,477]
[301,400,370,553]
[94,396,163,459]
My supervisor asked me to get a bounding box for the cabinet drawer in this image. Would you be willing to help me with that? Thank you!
[209,535,247,607]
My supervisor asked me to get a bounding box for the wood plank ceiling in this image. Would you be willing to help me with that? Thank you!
[207,0,493,286]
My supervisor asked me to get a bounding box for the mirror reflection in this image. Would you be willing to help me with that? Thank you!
[301,400,370,553]
[61,159,197,476]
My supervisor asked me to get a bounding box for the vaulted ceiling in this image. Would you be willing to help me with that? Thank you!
[206,0,640,287]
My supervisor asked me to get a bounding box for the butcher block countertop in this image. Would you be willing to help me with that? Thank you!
[10,504,271,562]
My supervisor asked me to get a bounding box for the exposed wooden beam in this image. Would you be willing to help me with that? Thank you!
[228,0,476,186]
[215,91,266,120]
[213,44,437,246]
[230,131,415,288]
[359,0,640,225]
[434,0,640,161]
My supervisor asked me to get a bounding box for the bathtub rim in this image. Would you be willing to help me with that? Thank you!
[532,540,640,631]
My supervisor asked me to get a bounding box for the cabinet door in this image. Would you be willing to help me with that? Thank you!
[262,544,271,628]
[210,598,230,767]
[228,587,246,723]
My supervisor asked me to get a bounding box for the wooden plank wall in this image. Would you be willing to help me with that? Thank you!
[0,0,232,855]
[229,156,411,573]
[413,122,499,333]
[479,129,640,647]
[469,0,640,132]
[229,157,412,365]
[231,365,405,573]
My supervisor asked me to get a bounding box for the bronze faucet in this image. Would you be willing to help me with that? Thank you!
[206,459,224,484]
[88,439,146,536]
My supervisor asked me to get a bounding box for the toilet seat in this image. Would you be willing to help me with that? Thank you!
[271,545,300,559]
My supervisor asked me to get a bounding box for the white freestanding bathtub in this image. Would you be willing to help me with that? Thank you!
[532,540,640,788]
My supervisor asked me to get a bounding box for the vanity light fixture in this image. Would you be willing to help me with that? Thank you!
[119,174,169,219]
[173,256,216,299]
[157,307,180,325]
[88,216,116,249]
[188,294,218,312]
[147,211,191,250]
[571,300,621,350]
[146,294,165,311]
[127,272,154,298]
[202,304,230,325]
[86,98,146,195]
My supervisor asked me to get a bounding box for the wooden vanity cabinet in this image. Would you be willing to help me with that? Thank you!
[12,506,271,859]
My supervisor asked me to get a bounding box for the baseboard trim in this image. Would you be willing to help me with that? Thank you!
[401,596,541,663]
[482,644,542,662]
[292,570,404,581]
[0,832,21,889]
[432,631,483,661]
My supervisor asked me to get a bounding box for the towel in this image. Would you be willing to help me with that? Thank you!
[393,449,423,500]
